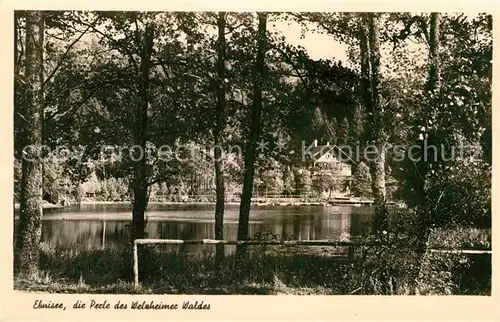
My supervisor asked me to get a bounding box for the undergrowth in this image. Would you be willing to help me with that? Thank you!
[15,226,491,295]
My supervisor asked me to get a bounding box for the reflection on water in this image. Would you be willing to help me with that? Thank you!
[14,203,373,256]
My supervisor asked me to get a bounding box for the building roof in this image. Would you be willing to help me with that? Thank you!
[308,144,356,164]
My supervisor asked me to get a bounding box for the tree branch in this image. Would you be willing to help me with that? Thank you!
[419,15,430,44]
[269,70,303,78]
[75,15,140,75]
[289,12,335,35]
[227,98,247,107]
[269,43,307,85]
[44,92,94,122]
[43,18,99,86]
[225,22,246,35]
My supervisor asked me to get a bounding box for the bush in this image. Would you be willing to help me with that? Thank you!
[426,157,491,229]
[346,208,492,295]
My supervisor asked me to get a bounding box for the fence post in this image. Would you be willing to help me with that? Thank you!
[133,241,139,288]
[102,220,106,250]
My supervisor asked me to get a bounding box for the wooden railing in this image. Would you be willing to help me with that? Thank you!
[132,238,491,288]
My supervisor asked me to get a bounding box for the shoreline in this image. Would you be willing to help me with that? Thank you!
[14,199,377,208]
[13,203,65,210]
[13,197,392,212]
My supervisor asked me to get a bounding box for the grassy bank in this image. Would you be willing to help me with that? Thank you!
[16,244,352,294]
[14,227,491,295]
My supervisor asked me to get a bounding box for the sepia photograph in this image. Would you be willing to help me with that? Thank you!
[12,10,492,299]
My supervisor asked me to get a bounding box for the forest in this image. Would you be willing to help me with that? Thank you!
[14,11,491,295]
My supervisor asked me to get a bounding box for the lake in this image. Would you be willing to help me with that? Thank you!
[14,203,374,256]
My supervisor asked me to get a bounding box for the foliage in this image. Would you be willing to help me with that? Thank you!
[351,161,372,198]
[293,168,312,196]
[259,159,285,195]
[383,13,493,229]
[425,155,491,229]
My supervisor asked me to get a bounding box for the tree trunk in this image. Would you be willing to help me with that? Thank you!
[370,144,388,232]
[416,13,441,238]
[413,13,442,292]
[128,25,154,283]
[236,12,267,260]
[366,13,388,234]
[417,12,441,235]
[14,11,45,279]
[131,26,154,243]
[14,13,18,74]
[358,15,371,145]
[14,12,24,159]
[425,13,441,91]
[214,11,227,266]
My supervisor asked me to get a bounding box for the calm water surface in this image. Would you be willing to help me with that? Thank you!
[14,203,374,256]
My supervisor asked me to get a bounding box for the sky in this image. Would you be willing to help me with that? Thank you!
[272,19,350,63]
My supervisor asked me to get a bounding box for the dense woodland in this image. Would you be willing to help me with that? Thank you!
[14,11,491,294]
